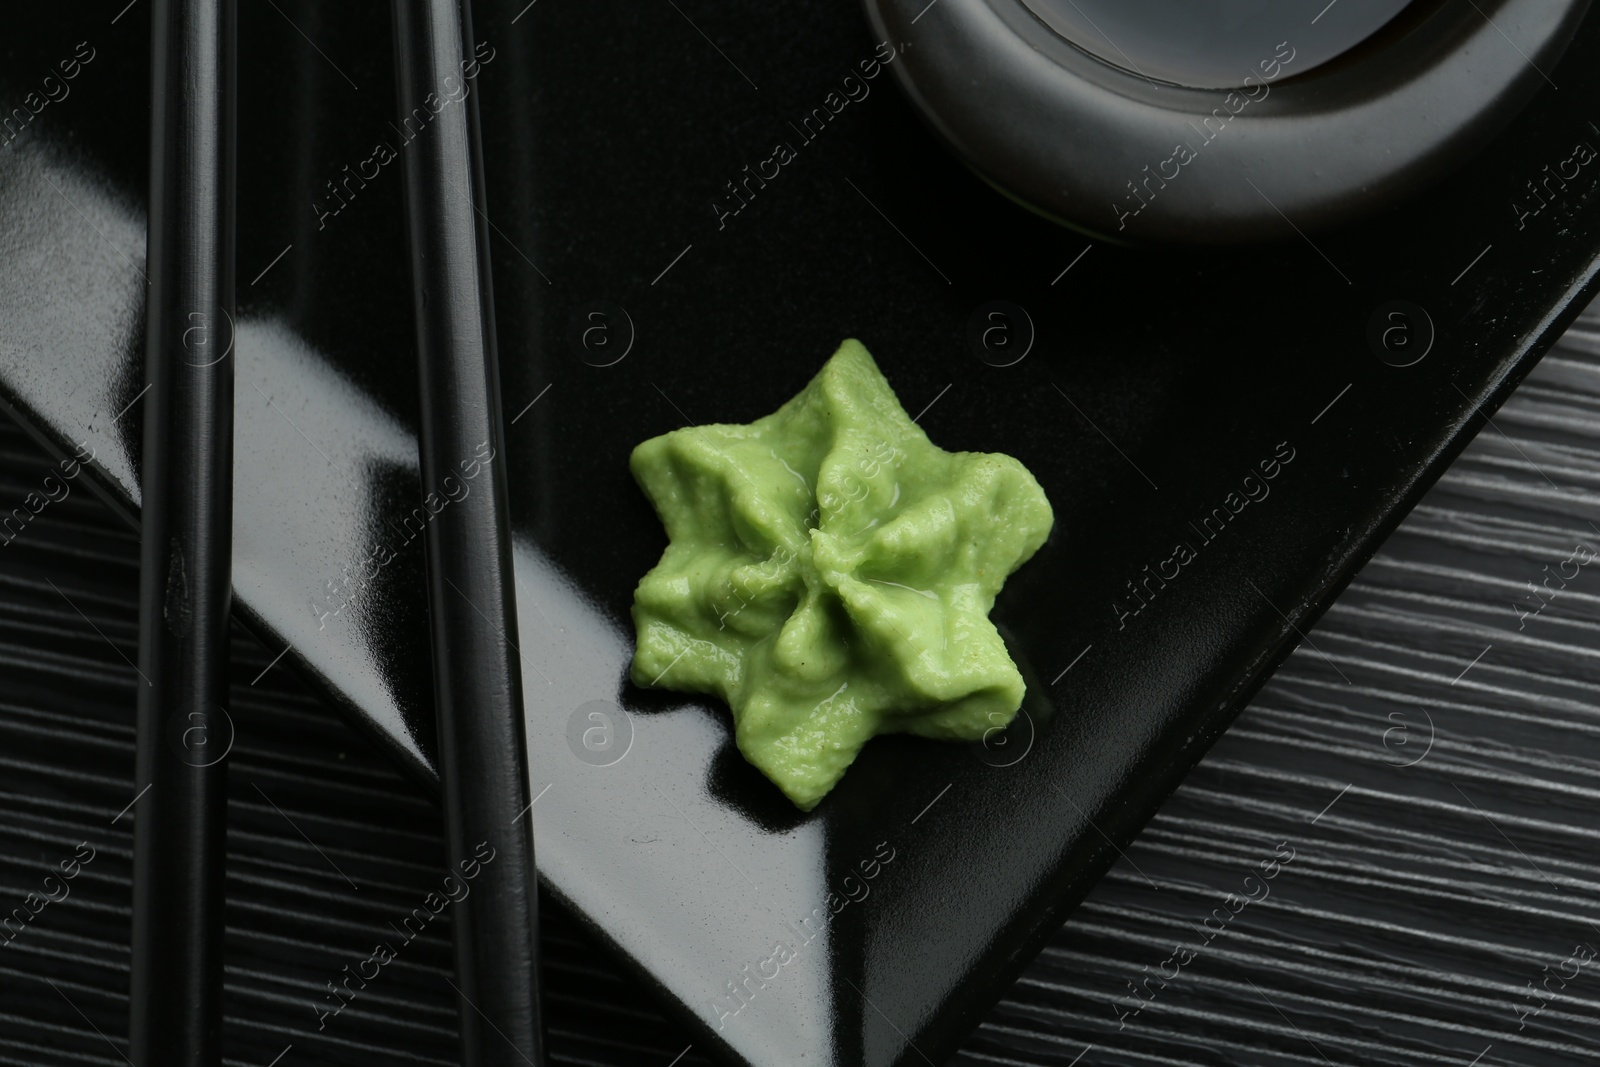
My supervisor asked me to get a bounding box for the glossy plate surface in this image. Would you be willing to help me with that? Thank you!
[1,2,1599,1065]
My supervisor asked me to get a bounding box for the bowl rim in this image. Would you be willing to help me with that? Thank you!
[861,0,1592,242]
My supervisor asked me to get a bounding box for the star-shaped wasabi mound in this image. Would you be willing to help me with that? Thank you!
[629,340,1054,810]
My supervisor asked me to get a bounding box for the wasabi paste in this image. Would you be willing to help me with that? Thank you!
[629,340,1053,810]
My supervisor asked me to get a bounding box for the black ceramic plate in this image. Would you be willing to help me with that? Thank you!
[2,2,1599,1065]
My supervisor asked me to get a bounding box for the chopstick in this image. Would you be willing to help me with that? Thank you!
[131,0,236,1063]
[390,2,547,1065]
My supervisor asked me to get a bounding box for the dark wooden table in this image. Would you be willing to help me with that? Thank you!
[1,303,1596,1066]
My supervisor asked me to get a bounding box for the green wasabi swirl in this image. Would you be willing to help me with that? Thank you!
[630,340,1054,809]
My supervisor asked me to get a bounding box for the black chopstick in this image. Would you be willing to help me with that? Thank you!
[390,2,547,1064]
[131,0,236,1063]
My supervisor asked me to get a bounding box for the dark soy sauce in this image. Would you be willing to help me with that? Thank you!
[1017,0,1416,89]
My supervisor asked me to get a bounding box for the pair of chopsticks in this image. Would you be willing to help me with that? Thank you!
[131,0,545,1063]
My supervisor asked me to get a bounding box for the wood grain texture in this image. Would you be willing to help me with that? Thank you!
[0,303,1597,1065]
